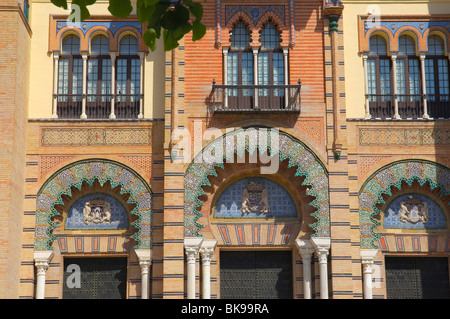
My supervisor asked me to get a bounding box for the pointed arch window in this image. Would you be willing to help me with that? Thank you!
[57,34,82,118]
[227,21,254,106]
[258,22,285,93]
[86,35,112,118]
[425,35,450,118]
[214,18,299,112]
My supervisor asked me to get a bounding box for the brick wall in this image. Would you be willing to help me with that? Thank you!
[0,4,31,298]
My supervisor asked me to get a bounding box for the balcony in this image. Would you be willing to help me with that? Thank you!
[211,81,301,113]
[55,94,142,119]
[367,94,450,119]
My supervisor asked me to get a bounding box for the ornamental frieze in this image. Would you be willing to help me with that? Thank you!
[41,128,152,147]
[359,128,450,146]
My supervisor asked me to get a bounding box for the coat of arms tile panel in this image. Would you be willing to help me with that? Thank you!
[214,178,297,218]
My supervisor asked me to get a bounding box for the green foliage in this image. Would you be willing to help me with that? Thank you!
[51,0,207,51]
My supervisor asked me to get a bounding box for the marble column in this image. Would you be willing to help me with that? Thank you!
[52,51,60,118]
[199,239,217,299]
[361,249,378,299]
[34,251,54,299]
[295,239,315,299]
[135,249,152,299]
[80,52,88,119]
[311,237,331,299]
[184,237,203,299]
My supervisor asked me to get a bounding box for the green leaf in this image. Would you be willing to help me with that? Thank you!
[143,28,157,51]
[192,19,206,42]
[163,29,180,51]
[173,22,192,41]
[51,0,67,9]
[71,0,93,21]
[187,1,203,20]
[136,0,156,23]
[161,4,190,31]
[108,0,133,18]
[144,0,159,5]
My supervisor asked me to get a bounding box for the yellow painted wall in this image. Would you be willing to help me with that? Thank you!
[28,0,164,119]
[342,0,450,118]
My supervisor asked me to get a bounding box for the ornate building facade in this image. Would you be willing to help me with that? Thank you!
[0,0,448,299]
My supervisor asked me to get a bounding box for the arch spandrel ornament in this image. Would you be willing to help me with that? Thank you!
[184,127,330,239]
[34,159,153,251]
[359,160,450,249]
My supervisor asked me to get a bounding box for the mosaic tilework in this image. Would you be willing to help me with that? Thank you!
[184,127,330,238]
[214,178,297,218]
[364,20,450,36]
[359,160,450,249]
[359,128,450,146]
[384,194,446,229]
[41,128,152,147]
[225,5,286,26]
[56,20,143,36]
[66,194,128,230]
[34,160,152,251]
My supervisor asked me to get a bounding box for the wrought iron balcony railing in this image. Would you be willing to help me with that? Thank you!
[367,94,450,119]
[211,81,301,113]
[55,94,142,119]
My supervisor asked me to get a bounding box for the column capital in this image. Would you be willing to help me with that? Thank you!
[311,237,331,263]
[360,249,378,272]
[135,249,152,275]
[199,239,217,263]
[109,51,117,60]
[295,239,315,257]
[34,251,54,274]
[184,237,203,262]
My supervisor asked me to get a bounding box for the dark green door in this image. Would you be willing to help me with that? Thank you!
[220,251,293,299]
[63,257,127,299]
[385,257,450,299]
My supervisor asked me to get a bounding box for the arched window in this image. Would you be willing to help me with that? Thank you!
[258,22,285,108]
[397,35,422,117]
[116,35,140,118]
[425,34,450,118]
[367,35,392,117]
[87,35,112,118]
[227,21,254,108]
[58,34,82,118]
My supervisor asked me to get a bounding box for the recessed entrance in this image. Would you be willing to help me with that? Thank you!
[385,257,450,299]
[63,257,127,299]
[220,251,293,299]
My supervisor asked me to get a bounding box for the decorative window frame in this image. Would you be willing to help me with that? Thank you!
[359,15,450,119]
[48,15,147,119]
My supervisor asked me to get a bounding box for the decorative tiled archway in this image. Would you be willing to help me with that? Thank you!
[184,127,330,238]
[34,159,152,251]
[359,160,450,249]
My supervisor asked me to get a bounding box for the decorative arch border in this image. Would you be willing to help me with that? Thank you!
[223,8,290,48]
[34,159,153,251]
[358,15,450,54]
[49,15,147,53]
[256,16,286,47]
[184,127,330,238]
[359,159,450,249]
